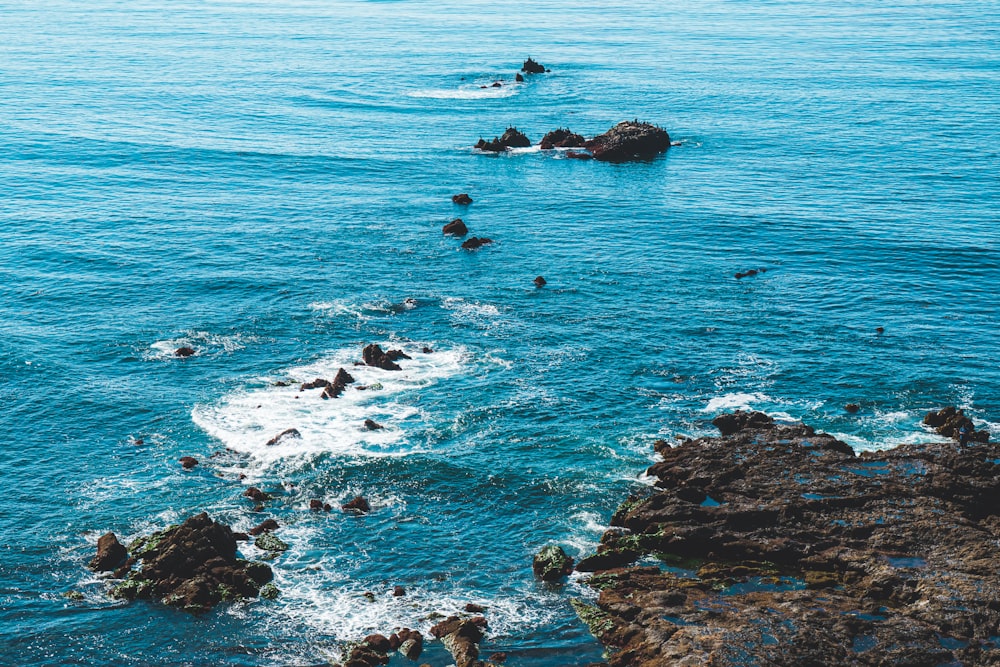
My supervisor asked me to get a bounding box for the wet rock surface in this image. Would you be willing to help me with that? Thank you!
[362,344,403,371]
[108,512,273,613]
[539,128,586,150]
[461,237,493,250]
[585,121,670,162]
[576,411,1000,666]
[90,532,128,572]
[521,57,546,74]
[475,127,530,152]
[532,544,574,581]
[925,405,990,444]
[443,218,469,237]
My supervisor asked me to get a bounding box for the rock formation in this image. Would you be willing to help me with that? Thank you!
[108,512,273,613]
[443,218,469,236]
[585,121,670,162]
[521,58,546,74]
[573,411,1000,665]
[362,344,403,371]
[539,128,585,150]
[475,128,530,152]
[461,237,493,250]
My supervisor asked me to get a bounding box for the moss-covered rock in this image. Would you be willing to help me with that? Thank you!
[254,533,289,553]
[532,544,574,581]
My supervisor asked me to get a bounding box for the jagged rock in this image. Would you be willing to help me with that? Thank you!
[265,428,301,446]
[108,513,272,613]
[342,496,372,514]
[174,346,195,357]
[540,128,586,149]
[300,378,330,391]
[533,544,574,581]
[362,344,403,371]
[565,150,593,160]
[243,486,272,502]
[364,419,384,431]
[178,456,198,469]
[430,617,484,667]
[89,532,128,572]
[515,72,524,82]
[585,121,671,162]
[577,412,1000,666]
[475,127,530,152]
[522,57,546,74]
[461,237,493,250]
[924,406,989,443]
[452,193,473,205]
[443,218,469,236]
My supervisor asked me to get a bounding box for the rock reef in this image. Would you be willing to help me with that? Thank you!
[107,512,273,613]
[585,121,671,162]
[574,410,1000,666]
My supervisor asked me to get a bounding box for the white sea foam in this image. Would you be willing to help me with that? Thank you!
[702,392,771,412]
[408,83,521,100]
[192,344,467,471]
[147,331,252,360]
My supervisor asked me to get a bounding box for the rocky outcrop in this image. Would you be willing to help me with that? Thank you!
[430,616,488,667]
[461,237,493,250]
[90,532,128,572]
[265,428,301,446]
[585,121,670,162]
[521,58,546,74]
[109,513,273,613]
[443,218,469,237]
[362,344,403,371]
[475,127,530,152]
[532,545,574,581]
[342,496,371,514]
[575,411,1000,666]
[539,128,585,150]
[924,406,990,443]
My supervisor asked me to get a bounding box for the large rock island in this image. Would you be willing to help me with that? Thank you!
[574,410,1000,665]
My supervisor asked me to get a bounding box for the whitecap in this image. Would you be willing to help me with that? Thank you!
[146,331,253,360]
[408,83,521,100]
[702,392,771,412]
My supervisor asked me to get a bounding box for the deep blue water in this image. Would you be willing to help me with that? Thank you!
[1,0,999,664]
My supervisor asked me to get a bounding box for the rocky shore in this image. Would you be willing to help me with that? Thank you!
[571,409,999,666]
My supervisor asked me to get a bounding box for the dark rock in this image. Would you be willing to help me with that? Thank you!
[465,602,486,613]
[343,496,372,514]
[533,276,546,288]
[475,127,530,152]
[533,544,574,581]
[491,653,508,663]
[540,128,586,150]
[711,410,775,436]
[565,150,593,160]
[309,499,325,511]
[89,532,128,572]
[300,378,330,391]
[735,269,759,279]
[461,237,493,250]
[443,218,469,237]
[491,81,502,88]
[265,428,301,446]
[585,121,671,162]
[248,519,279,536]
[179,456,198,469]
[421,347,434,354]
[362,344,403,371]
[364,419,384,431]
[254,532,288,553]
[334,368,356,385]
[845,403,861,414]
[398,629,424,659]
[576,549,641,572]
[364,634,391,653]
[430,617,484,667]
[876,326,885,334]
[577,411,1000,666]
[515,72,524,82]
[233,532,249,541]
[522,57,546,74]
[386,349,411,361]
[243,487,272,502]
[322,383,344,399]
[452,193,473,205]
[109,512,272,613]
[175,346,196,357]
[924,406,989,444]
[393,585,406,597]
[272,380,290,387]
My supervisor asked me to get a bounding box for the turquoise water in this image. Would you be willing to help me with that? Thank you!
[1,0,998,664]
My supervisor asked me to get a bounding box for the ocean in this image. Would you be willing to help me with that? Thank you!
[1,0,998,664]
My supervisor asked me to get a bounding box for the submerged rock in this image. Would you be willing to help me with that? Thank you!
[174,346,195,357]
[108,513,272,613]
[533,276,547,288]
[532,544,574,581]
[461,237,493,250]
[342,495,372,514]
[585,121,670,162]
[576,411,1000,666]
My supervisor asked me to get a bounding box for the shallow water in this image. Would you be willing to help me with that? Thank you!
[1,0,998,664]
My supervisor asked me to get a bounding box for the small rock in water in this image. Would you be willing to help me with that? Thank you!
[465,602,486,613]
[491,81,502,87]
[521,57,546,74]
[876,326,885,334]
[533,276,547,288]
[300,378,330,391]
[421,346,434,354]
[179,456,198,469]
[248,519,279,536]
[461,237,493,250]
[452,193,473,205]
[89,532,128,572]
[475,127,530,152]
[342,495,372,514]
[565,150,592,160]
[364,419,384,431]
[243,487,272,502]
[174,346,196,357]
[393,585,406,597]
[532,544,574,581]
[264,428,300,446]
[845,403,861,414]
[362,343,403,371]
[585,120,671,162]
[735,269,759,280]
[540,128,585,150]
[515,72,524,82]
[443,218,469,236]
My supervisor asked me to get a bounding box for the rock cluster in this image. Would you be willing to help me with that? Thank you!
[539,128,585,150]
[584,120,671,162]
[362,344,410,371]
[475,127,531,153]
[574,411,1000,666]
[521,57,546,74]
[430,616,490,667]
[107,512,273,613]
[924,405,990,443]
